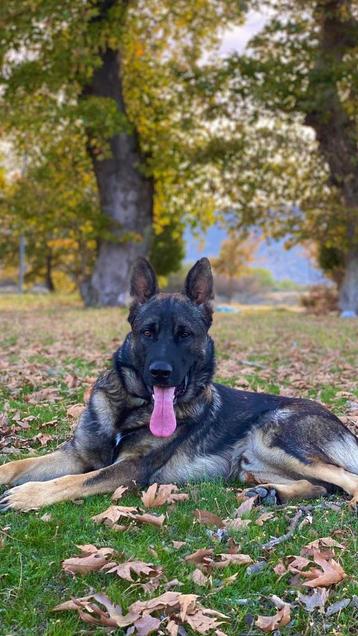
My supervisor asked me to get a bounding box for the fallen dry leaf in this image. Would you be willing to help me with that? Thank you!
[298,588,329,612]
[235,496,258,517]
[92,505,138,526]
[172,541,186,549]
[303,551,346,588]
[273,561,287,576]
[167,620,179,635]
[305,537,344,550]
[62,545,116,576]
[54,593,127,628]
[192,568,209,586]
[164,579,183,591]
[185,548,252,574]
[213,553,253,569]
[55,590,228,634]
[255,599,291,633]
[133,614,161,635]
[185,548,214,564]
[133,512,166,527]
[140,574,163,594]
[255,512,275,526]
[302,537,345,558]
[194,509,224,528]
[33,432,54,446]
[141,483,188,508]
[105,560,162,582]
[111,485,128,501]
[26,387,60,404]
[223,518,251,531]
[287,555,311,574]
[92,503,165,529]
[66,403,85,419]
[63,373,80,388]
[62,545,163,590]
[255,608,290,633]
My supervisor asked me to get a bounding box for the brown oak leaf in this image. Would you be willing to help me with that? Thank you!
[111,485,128,501]
[194,509,224,528]
[66,403,85,418]
[185,548,214,564]
[255,603,291,632]
[105,560,162,582]
[92,505,138,526]
[141,483,188,507]
[62,545,116,575]
[303,551,346,588]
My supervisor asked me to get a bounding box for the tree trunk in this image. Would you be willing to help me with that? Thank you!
[80,26,153,306]
[339,250,358,315]
[45,250,55,292]
[304,0,358,315]
[228,276,234,303]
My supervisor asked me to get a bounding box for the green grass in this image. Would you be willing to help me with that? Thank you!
[0,296,358,635]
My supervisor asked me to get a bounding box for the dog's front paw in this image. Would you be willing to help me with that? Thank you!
[244,485,279,506]
[0,482,46,512]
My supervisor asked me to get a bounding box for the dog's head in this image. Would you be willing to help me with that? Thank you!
[118,258,215,437]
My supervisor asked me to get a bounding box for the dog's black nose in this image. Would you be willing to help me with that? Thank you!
[149,361,173,380]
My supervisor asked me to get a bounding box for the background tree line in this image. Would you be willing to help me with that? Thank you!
[0,0,357,314]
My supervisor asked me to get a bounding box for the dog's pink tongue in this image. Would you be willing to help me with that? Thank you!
[150,386,176,437]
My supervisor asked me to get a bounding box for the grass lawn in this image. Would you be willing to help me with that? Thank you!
[0,295,357,635]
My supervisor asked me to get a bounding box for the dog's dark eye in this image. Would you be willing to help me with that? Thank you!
[179,329,192,339]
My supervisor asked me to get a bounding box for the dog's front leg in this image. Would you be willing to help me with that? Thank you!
[0,456,143,512]
[0,441,89,487]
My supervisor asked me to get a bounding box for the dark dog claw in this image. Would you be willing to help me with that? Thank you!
[0,499,10,512]
[244,486,279,506]
[255,487,270,498]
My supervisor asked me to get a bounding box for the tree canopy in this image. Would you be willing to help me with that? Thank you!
[186,0,358,311]
[0,0,245,295]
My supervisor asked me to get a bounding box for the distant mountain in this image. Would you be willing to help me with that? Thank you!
[184,226,326,285]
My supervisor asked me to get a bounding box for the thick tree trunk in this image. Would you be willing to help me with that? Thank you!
[339,251,358,315]
[80,45,153,306]
[304,0,358,315]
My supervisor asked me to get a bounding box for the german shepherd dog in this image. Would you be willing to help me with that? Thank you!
[1,258,358,512]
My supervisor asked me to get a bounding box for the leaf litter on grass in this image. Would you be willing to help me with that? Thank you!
[54,590,229,635]
[62,544,164,593]
[1,303,358,634]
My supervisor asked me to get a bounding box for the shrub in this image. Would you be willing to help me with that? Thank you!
[301,284,338,315]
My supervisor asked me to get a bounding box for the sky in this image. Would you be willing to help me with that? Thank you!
[219,10,266,55]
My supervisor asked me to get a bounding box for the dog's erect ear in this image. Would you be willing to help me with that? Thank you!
[130,258,158,303]
[184,258,214,305]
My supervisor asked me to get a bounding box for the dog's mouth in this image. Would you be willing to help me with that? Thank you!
[149,375,188,438]
[174,374,189,399]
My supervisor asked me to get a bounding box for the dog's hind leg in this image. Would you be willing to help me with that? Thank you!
[298,462,358,508]
[239,417,358,506]
[244,479,328,504]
